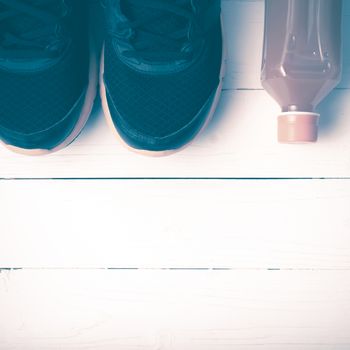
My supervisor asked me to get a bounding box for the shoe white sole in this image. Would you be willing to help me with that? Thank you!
[100,17,227,157]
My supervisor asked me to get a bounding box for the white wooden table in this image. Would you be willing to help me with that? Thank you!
[1,1,350,349]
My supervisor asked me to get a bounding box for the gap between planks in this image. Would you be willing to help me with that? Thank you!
[2,268,350,271]
[1,177,350,180]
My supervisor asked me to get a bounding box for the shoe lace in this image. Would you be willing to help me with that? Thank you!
[104,0,220,62]
[0,0,70,59]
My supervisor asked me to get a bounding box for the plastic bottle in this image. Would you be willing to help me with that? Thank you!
[261,0,343,143]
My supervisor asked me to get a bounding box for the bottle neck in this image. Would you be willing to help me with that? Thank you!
[282,104,315,114]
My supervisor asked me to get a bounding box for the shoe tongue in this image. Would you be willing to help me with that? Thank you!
[120,0,191,56]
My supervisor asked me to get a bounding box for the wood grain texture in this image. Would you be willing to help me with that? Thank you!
[1,269,350,350]
[1,179,349,268]
[1,2,350,349]
[1,88,350,178]
[0,0,349,178]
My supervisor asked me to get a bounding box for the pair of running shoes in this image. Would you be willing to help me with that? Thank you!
[0,0,224,156]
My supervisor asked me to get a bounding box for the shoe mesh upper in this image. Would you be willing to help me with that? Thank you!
[0,47,88,134]
[104,22,222,138]
[0,0,89,135]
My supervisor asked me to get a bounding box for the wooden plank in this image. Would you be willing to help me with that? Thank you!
[1,89,350,178]
[0,1,350,178]
[1,269,350,349]
[222,0,265,90]
[1,179,350,268]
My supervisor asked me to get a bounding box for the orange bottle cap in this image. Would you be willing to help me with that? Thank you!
[278,112,319,143]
